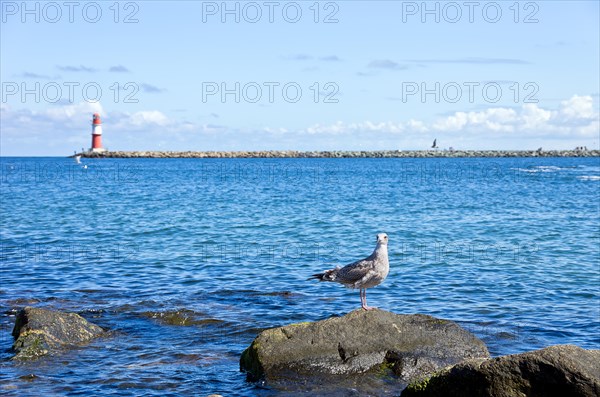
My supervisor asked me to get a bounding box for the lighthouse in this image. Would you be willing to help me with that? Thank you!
[90,113,106,152]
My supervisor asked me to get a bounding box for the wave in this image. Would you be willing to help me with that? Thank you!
[512,165,566,173]
[513,165,600,178]
[578,176,600,181]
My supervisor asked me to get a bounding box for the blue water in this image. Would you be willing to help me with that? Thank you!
[1,157,599,396]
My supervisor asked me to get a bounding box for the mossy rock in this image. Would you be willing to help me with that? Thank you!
[141,309,225,327]
[12,307,105,360]
[240,340,265,381]
[401,345,600,397]
[240,309,489,385]
[12,330,49,360]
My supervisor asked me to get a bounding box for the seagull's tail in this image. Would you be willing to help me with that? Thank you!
[308,268,338,282]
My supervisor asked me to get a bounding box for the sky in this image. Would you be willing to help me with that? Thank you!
[1,0,599,156]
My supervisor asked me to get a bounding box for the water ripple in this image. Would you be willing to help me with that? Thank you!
[1,157,599,396]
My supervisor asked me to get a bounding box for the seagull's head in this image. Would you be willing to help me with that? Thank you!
[376,233,388,245]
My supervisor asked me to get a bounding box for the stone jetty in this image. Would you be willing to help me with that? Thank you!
[76,149,599,159]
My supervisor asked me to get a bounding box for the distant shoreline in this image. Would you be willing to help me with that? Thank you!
[75,149,600,158]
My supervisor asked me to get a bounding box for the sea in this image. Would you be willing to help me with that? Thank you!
[1,156,599,396]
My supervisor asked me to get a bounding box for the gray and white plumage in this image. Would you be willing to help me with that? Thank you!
[309,233,389,310]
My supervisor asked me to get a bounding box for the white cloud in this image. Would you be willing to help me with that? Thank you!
[127,110,169,127]
[294,95,598,149]
[432,112,468,131]
[521,104,552,129]
[0,102,199,155]
[305,120,406,135]
[1,95,598,155]
[45,101,104,122]
[406,119,428,133]
[303,96,597,141]
[431,107,519,133]
[559,95,595,119]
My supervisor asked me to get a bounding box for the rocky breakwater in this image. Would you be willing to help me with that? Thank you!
[240,309,489,389]
[402,345,600,397]
[78,149,600,158]
[11,307,105,360]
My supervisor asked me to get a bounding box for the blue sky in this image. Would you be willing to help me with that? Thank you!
[1,0,599,155]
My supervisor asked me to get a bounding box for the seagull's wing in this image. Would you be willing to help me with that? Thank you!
[335,257,375,284]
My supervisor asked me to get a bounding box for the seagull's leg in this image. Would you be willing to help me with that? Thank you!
[359,289,366,309]
[362,289,376,311]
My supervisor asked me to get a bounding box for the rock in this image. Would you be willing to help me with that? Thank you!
[77,149,600,159]
[140,309,225,327]
[402,345,600,397]
[12,307,105,360]
[240,309,489,384]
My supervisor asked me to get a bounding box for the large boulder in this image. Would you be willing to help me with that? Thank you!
[240,309,489,385]
[12,307,105,360]
[402,345,600,397]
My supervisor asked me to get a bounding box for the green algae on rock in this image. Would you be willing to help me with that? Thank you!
[401,345,600,397]
[239,309,489,385]
[12,307,105,360]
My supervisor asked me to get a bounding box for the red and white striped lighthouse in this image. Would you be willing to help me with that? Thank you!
[90,113,105,152]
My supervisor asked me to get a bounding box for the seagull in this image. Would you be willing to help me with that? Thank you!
[309,233,389,311]
[431,139,438,149]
